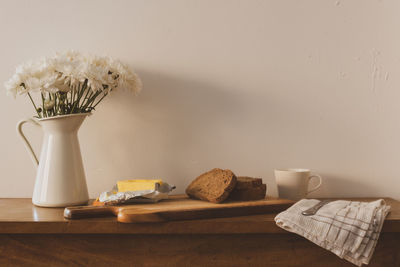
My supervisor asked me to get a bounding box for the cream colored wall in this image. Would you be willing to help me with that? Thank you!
[0,0,399,199]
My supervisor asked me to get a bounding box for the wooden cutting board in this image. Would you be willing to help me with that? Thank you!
[64,195,294,223]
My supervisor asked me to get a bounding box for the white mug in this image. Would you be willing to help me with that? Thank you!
[275,168,322,200]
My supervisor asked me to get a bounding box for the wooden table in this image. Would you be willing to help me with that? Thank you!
[0,198,399,266]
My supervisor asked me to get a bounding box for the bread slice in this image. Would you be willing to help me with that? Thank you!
[234,176,263,189]
[228,176,266,201]
[185,168,237,203]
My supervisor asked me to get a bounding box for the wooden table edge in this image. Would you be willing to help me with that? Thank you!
[0,197,398,234]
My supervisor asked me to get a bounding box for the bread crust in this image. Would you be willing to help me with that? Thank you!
[185,168,237,203]
[229,183,267,201]
[235,176,263,189]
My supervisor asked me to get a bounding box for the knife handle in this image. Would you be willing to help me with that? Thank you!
[64,205,117,219]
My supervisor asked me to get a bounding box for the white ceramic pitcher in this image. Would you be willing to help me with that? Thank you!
[17,113,89,207]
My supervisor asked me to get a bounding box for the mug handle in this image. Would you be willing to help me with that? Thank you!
[307,174,322,194]
[16,118,41,168]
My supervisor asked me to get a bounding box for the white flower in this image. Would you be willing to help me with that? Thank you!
[44,99,55,110]
[24,77,43,92]
[4,73,24,97]
[117,71,142,94]
[108,60,142,94]
[5,50,142,117]
[54,77,72,93]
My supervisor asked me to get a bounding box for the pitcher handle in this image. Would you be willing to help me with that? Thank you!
[16,118,41,168]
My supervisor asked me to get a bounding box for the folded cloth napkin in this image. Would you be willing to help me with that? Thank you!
[275,199,390,266]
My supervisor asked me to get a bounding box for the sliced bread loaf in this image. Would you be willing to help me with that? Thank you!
[228,176,266,201]
[185,168,237,203]
[234,176,263,189]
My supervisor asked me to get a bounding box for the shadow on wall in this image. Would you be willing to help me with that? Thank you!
[310,173,379,199]
[83,69,391,197]
[84,69,252,193]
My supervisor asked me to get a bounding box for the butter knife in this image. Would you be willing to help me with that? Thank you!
[301,199,332,216]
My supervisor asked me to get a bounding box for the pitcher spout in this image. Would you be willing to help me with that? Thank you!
[38,113,90,133]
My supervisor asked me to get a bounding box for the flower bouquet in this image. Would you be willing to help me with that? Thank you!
[5,50,142,117]
[5,51,142,207]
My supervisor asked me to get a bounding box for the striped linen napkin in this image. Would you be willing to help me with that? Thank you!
[274,199,390,266]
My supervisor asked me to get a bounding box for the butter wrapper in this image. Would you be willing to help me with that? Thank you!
[99,182,176,205]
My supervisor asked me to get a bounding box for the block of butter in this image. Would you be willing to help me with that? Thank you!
[117,179,163,192]
[99,179,175,205]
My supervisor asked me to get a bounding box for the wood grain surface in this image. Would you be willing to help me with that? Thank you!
[0,233,398,266]
[64,195,295,222]
[1,197,399,266]
[0,197,399,234]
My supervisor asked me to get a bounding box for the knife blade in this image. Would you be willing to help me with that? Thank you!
[301,199,332,216]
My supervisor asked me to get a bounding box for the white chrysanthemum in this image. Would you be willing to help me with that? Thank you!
[108,59,142,94]
[15,60,35,75]
[80,63,107,92]
[88,55,109,69]
[4,73,24,97]
[5,50,142,117]
[24,77,43,92]
[118,70,142,94]
[55,50,82,63]
[44,99,55,110]
[53,77,72,93]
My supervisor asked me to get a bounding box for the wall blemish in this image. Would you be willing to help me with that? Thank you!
[385,72,389,81]
[371,50,381,93]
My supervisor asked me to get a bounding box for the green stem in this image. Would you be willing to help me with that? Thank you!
[91,91,108,109]
[52,93,57,115]
[80,90,95,110]
[71,85,80,114]
[82,90,101,111]
[41,92,47,118]
[65,91,69,110]
[80,86,92,108]
[70,85,75,108]
[27,92,41,117]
